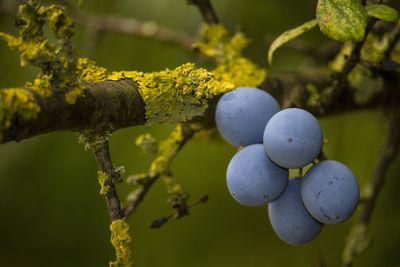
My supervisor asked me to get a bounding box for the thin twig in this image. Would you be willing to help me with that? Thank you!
[66,5,195,50]
[92,139,124,221]
[150,195,209,229]
[187,0,219,24]
[383,20,400,60]
[123,123,196,218]
[0,0,19,14]
[264,33,342,61]
[321,19,378,106]
[342,113,400,267]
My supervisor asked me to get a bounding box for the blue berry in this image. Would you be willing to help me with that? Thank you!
[268,178,323,245]
[263,108,322,168]
[301,160,359,224]
[215,87,280,147]
[226,144,288,207]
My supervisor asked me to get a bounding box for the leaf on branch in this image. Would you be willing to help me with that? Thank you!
[366,4,399,22]
[267,19,318,65]
[316,0,368,42]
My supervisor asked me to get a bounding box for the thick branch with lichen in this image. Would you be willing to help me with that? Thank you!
[2,19,397,145]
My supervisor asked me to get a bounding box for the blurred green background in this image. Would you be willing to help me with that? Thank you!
[1,0,400,266]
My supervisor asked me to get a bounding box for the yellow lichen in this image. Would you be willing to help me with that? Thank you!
[194,24,266,87]
[348,65,384,105]
[163,174,184,196]
[135,134,158,154]
[65,84,85,104]
[0,32,54,70]
[149,124,185,175]
[77,58,109,82]
[0,1,83,104]
[41,5,74,39]
[328,34,387,105]
[27,75,52,97]
[194,24,249,61]
[213,57,266,87]
[97,171,109,196]
[0,88,41,129]
[361,32,391,63]
[329,42,354,72]
[108,63,234,124]
[1,3,264,127]
[109,220,134,267]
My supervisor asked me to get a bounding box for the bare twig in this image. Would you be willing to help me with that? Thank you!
[342,113,400,267]
[0,0,19,14]
[187,0,219,24]
[150,195,209,229]
[66,7,195,50]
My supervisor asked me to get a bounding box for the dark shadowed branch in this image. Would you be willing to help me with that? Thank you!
[321,19,378,107]
[384,20,400,60]
[188,0,219,24]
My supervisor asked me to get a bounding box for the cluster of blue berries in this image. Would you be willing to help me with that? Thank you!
[215,87,359,245]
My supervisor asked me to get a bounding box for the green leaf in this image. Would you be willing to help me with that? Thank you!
[366,4,399,22]
[316,0,368,42]
[268,19,318,65]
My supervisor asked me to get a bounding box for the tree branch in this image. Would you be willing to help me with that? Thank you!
[85,136,134,266]
[91,138,124,221]
[0,0,195,50]
[342,112,400,267]
[384,20,400,60]
[0,79,146,144]
[0,69,394,145]
[123,123,196,218]
[188,0,219,24]
[65,5,195,51]
[321,19,378,107]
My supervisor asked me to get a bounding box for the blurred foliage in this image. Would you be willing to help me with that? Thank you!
[0,0,399,266]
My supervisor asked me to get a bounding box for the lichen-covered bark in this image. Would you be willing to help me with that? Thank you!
[0,79,146,143]
[109,220,134,267]
[0,67,395,145]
